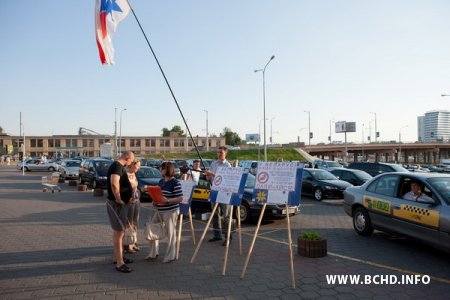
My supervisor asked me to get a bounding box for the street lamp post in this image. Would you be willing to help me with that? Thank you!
[304,111,311,146]
[258,118,267,161]
[398,125,408,164]
[370,112,377,142]
[270,117,275,145]
[361,123,365,161]
[254,55,275,162]
[114,108,118,157]
[329,119,335,144]
[204,110,209,151]
[119,108,127,155]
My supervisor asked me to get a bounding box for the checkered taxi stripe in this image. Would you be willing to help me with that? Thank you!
[393,204,439,227]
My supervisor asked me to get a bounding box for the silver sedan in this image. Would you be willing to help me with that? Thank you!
[343,172,450,252]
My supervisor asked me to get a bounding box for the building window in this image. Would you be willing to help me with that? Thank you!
[159,139,169,147]
[130,139,141,147]
[66,139,77,147]
[145,139,150,147]
[30,139,43,148]
[151,139,156,147]
[99,138,111,144]
[83,139,94,147]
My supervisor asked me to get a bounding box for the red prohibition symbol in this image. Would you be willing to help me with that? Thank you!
[214,175,223,186]
[257,172,269,184]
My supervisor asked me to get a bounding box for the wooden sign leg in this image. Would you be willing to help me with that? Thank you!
[240,203,267,279]
[286,204,296,288]
[222,205,234,275]
[188,207,196,245]
[237,205,242,255]
[190,202,219,263]
[176,213,183,260]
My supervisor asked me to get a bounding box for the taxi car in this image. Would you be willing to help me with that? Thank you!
[343,172,450,252]
[191,173,300,223]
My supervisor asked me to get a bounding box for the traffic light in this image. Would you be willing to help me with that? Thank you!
[367,136,371,141]
[376,132,380,138]
[328,136,331,141]
[309,132,313,139]
[430,132,434,138]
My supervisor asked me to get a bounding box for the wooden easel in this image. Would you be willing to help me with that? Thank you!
[241,203,296,288]
[190,202,242,275]
[176,207,196,260]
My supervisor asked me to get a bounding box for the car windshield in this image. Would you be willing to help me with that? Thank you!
[310,170,338,180]
[327,161,342,168]
[137,168,162,179]
[427,177,450,204]
[245,173,256,188]
[353,170,372,180]
[94,161,112,175]
[389,164,409,172]
[66,161,81,168]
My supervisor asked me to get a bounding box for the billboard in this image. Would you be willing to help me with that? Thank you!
[245,134,260,143]
[335,121,356,133]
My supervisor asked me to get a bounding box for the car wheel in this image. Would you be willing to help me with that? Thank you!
[238,202,251,223]
[79,176,85,185]
[24,167,29,172]
[92,179,97,189]
[353,207,374,236]
[313,188,323,201]
[48,167,55,172]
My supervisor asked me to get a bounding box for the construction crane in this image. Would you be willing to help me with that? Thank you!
[78,127,106,135]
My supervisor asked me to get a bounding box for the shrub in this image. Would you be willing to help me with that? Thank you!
[299,231,323,241]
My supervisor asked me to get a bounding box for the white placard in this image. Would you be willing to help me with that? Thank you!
[267,190,289,204]
[216,191,233,204]
[179,180,195,205]
[211,167,245,193]
[255,162,297,192]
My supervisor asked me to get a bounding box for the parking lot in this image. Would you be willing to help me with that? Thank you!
[0,167,449,299]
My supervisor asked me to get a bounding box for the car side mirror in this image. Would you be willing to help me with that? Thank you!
[416,197,435,205]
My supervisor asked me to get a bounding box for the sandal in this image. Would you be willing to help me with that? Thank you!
[115,264,132,273]
[144,255,159,261]
[112,257,133,264]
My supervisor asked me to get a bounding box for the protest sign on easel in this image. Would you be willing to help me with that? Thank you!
[176,180,196,260]
[240,162,303,288]
[190,166,247,275]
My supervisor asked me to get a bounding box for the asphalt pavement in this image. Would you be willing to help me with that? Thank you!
[0,166,449,299]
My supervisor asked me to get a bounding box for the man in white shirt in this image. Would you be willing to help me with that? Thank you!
[403,180,433,202]
[205,146,232,245]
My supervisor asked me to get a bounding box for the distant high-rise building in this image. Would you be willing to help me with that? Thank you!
[418,110,450,142]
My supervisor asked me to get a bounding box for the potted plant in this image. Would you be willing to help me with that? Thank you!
[298,231,327,258]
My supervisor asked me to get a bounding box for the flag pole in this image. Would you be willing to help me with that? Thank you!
[126,0,207,168]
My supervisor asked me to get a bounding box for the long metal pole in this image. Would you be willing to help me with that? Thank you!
[263,70,267,161]
[127,1,206,168]
[119,108,126,155]
[204,110,209,151]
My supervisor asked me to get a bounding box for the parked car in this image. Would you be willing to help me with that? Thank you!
[301,168,353,201]
[135,166,163,201]
[190,173,300,223]
[144,159,162,169]
[17,159,59,172]
[343,172,450,252]
[329,168,372,186]
[59,160,81,180]
[79,158,112,189]
[239,160,258,175]
[347,162,408,177]
[312,159,344,170]
[187,158,213,170]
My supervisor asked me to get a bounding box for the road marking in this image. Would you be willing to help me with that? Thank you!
[238,230,450,285]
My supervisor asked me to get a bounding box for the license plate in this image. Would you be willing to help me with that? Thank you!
[281,207,297,215]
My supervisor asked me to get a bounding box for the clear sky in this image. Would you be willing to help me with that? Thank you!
[1,0,450,145]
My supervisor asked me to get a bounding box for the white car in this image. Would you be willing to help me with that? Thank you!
[59,160,81,179]
[17,159,59,172]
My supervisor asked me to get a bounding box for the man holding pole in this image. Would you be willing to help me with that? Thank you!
[205,146,232,245]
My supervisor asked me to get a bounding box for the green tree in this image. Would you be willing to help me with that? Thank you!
[221,127,242,146]
[161,127,170,137]
[161,125,185,137]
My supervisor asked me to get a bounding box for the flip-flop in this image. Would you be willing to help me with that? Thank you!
[112,257,133,264]
[115,264,132,273]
